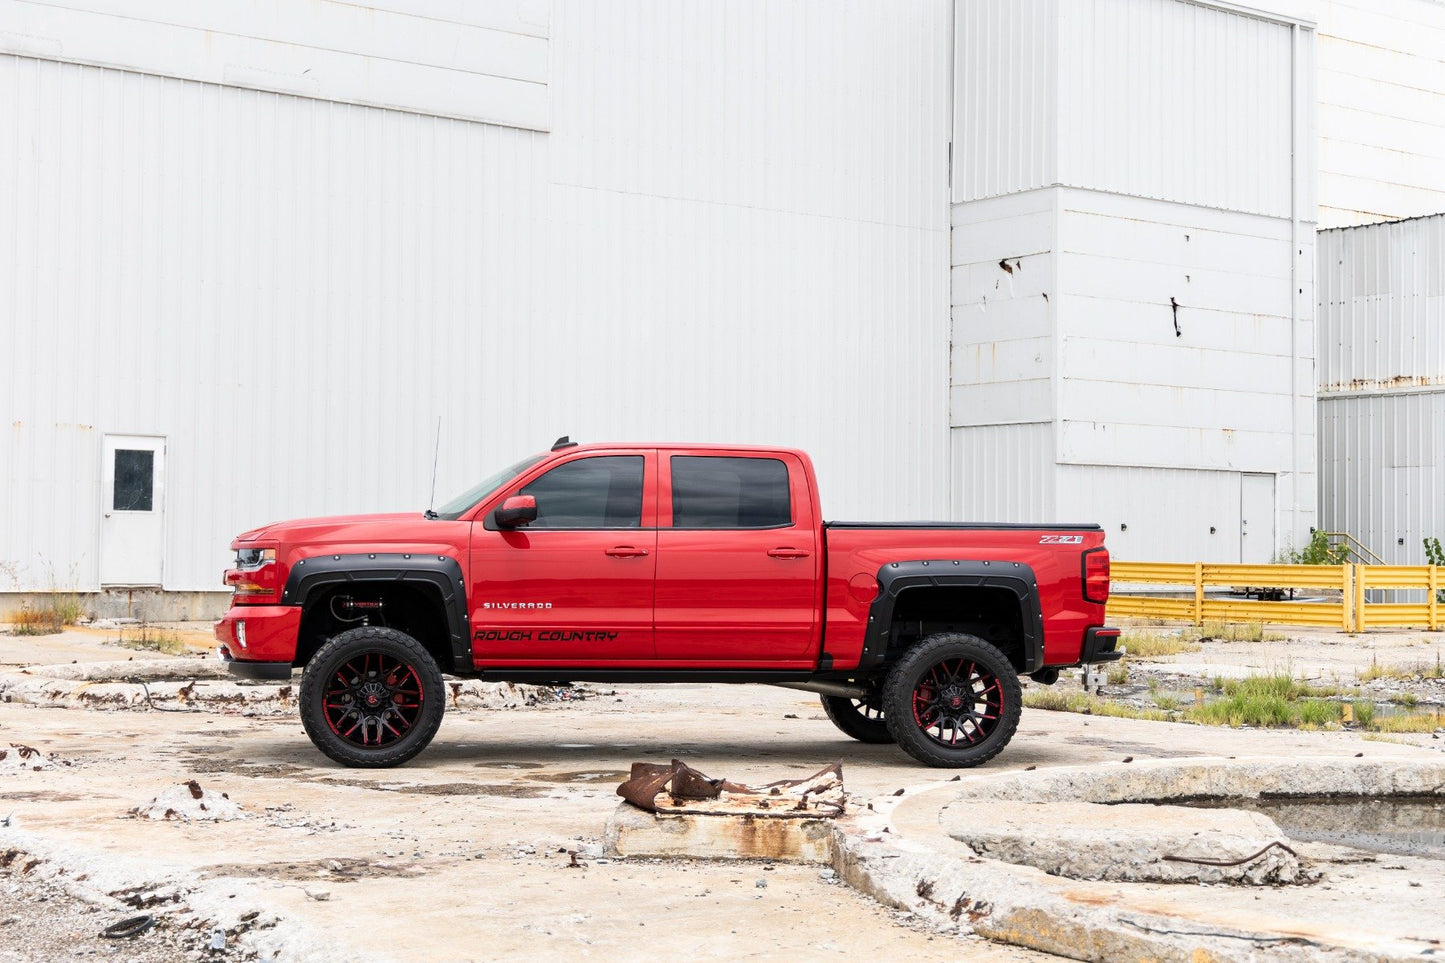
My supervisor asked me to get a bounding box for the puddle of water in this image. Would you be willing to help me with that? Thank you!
[1186,796,1445,860]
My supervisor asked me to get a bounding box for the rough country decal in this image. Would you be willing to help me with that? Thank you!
[1038,534,1084,544]
[474,630,621,643]
[482,602,554,609]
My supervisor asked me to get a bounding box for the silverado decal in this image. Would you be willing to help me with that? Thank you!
[474,630,621,643]
[482,601,554,609]
[1038,534,1084,544]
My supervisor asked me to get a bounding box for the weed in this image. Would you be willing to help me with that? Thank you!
[1371,710,1441,734]
[116,623,187,656]
[1120,630,1201,658]
[1106,661,1130,685]
[7,592,84,636]
[1197,621,1280,643]
[1023,689,1174,723]
[1361,733,1415,746]
[1399,692,1419,708]
[1153,693,1181,711]
[1359,657,1440,683]
[1277,530,1352,565]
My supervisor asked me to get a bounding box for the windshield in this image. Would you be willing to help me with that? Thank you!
[432,455,544,520]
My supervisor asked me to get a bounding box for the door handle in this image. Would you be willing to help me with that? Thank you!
[605,546,650,558]
[767,547,810,559]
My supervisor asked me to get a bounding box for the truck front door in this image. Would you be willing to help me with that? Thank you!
[469,450,658,665]
[653,452,821,667]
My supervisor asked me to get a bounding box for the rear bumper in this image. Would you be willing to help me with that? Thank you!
[1079,626,1123,664]
[213,604,301,679]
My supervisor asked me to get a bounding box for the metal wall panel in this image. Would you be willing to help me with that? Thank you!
[1055,464,1249,563]
[1318,214,1445,392]
[0,0,549,130]
[0,0,955,593]
[951,0,1057,204]
[1317,0,1445,227]
[1319,392,1445,565]
[1056,0,1302,218]
[950,424,1055,522]
[550,0,950,230]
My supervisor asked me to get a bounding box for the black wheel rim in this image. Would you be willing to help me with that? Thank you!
[849,695,885,723]
[910,658,1004,748]
[322,651,425,748]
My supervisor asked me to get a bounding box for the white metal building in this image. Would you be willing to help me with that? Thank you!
[0,0,1440,615]
[1318,213,1445,564]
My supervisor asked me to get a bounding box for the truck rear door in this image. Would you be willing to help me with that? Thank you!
[653,451,820,666]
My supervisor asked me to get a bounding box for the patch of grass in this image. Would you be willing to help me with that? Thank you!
[6,591,85,636]
[1152,693,1181,711]
[115,623,187,656]
[1358,656,1443,683]
[1371,710,1442,734]
[1023,688,1174,723]
[1120,630,1201,658]
[1398,692,1419,708]
[1106,661,1130,685]
[1197,621,1284,643]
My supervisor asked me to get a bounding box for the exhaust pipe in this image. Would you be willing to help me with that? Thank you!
[773,681,870,700]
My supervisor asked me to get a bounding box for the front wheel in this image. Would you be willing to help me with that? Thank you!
[882,633,1022,768]
[299,626,445,768]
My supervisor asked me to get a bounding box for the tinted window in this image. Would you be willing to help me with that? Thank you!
[113,449,154,512]
[671,456,792,528]
[519,456,644,529]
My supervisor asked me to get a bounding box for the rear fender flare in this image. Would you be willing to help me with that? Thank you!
[857,560,1044,673]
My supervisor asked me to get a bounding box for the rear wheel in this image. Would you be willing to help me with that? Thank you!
[300,626,445,768]
[820,691,894,744]
[882,633,1022,768]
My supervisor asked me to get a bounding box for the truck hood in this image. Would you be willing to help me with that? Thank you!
[233,513,424,546]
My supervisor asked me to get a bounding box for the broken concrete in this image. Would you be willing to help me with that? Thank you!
[606,803,836,862]
[131,781,245,822]
[943,799,1302,884]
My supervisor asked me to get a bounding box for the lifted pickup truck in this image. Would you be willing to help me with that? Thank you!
[216,440,1119,769]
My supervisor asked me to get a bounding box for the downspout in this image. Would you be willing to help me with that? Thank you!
[1288,21,1300,555]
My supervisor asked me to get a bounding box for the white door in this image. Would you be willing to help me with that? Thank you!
[100,435,166,587]
[1239,473,1276,564]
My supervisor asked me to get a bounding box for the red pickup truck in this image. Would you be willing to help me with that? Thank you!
[215,440,1118,769]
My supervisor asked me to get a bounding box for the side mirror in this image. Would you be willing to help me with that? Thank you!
[495,494,538,529]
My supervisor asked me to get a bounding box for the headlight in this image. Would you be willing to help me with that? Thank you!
[235,548,276,570]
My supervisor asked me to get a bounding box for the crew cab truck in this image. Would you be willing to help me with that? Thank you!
[215,441,1119,769]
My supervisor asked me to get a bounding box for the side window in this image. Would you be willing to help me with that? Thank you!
[519,456,644,529]
[671,456,792,529]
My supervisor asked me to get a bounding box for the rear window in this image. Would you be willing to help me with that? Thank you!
[670,456,792,529]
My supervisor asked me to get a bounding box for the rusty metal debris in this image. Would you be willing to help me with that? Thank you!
[616,760,844,818]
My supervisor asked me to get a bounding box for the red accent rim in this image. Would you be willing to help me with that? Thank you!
[321,651,425,748]
[910,658,1005,748]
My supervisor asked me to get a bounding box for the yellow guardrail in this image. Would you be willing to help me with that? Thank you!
[1108,562,1442,632]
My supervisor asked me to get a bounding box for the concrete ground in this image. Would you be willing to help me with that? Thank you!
[1,623,1443,961]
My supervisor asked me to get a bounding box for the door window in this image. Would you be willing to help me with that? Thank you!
[519,456,644,529]
[670,456,792,528]
[113,449,155,511]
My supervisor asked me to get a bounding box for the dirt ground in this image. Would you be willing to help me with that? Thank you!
[2,623,1443,961]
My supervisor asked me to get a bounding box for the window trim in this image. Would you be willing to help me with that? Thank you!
[481,452,652,532]
[664,453,796,531]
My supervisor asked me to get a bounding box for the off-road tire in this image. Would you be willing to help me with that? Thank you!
[882,633,1022,768]
[819,693,894,744]
[300,626,445,768]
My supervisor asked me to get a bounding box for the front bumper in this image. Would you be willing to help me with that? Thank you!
[1079,626,1123,664]
[214,604,302,680]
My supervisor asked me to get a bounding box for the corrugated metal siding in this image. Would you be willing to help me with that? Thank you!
[550,0,949,230]
[0,0,955,592]
[0,54,551,591]
[1320,392,1445,565]
[0,0,549,130]
[1056,188,1308,474]
[950,424,1055,522]
[951,0,1057,203]
[950,190,1055,426]
[1056,0,1302,218]
[1056,465,1252,563]
[1317,0,1445,227]
[1318,214,1445,391]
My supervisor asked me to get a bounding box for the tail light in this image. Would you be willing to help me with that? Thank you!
[1082,548,1110,604]
[225,548,279,600]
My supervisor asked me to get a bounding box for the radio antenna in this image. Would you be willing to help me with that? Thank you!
[427,416,442,516]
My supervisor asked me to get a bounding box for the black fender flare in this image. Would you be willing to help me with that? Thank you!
[281,553,470,671]
[856,560,1044,673]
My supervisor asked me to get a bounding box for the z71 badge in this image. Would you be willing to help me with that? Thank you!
[1039,534,1084,544]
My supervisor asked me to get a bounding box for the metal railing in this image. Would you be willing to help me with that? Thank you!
[1319,531,1386,565]
[1108,562,1443,632]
